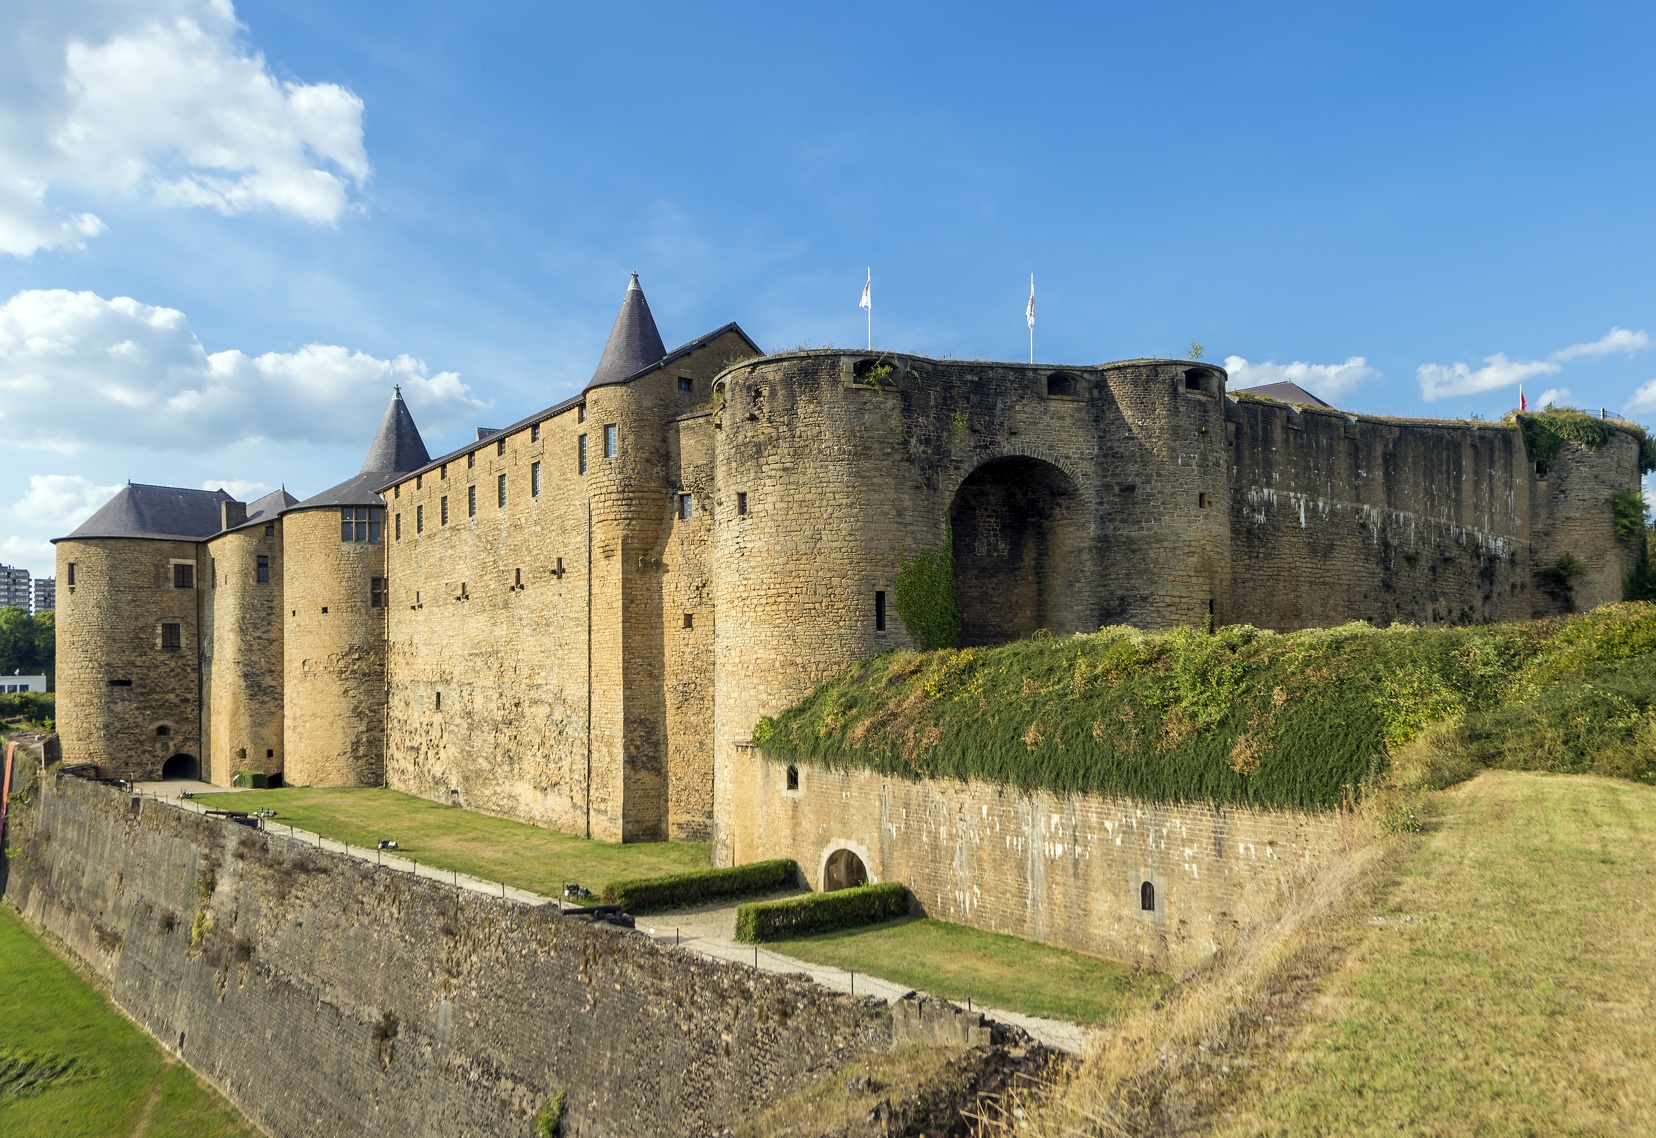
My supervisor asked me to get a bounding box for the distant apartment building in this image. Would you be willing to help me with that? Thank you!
[0,563,29,611]
[1,674,47,694]
[31,577,55,614]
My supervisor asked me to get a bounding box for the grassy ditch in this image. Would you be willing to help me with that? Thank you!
[757,602,1656,810]
[762,915,1166,1026]
[1210,771,1656,1135]
[0,905,255,1137]
[189,787,710,897]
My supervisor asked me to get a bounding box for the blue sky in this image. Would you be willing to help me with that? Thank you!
[3,0,1655,576]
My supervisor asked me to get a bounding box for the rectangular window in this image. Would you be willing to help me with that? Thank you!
[393,483,400,498]
[875,590,887,631]
[678,376,693,392]
[736,492,748,516]
[531,461,541,497]
[603,424,617,458]
[161,622,181,649]
[683,612,694,629]
[395,513,402,540]
[416,504,424,533]
[468,485,477,517]
[678,493,693,520]
[340,507,383,542]
[441,463,448,479]
[498,473,507,508]
[173,563,194,589]
[467,452,475,469]
[530,423,540,443]
[265,524,275,536]
[1198,492,1208,509]
[441,496,449,525]
[67,562,76,586]
[577,404,586,423]
[497,437,506,456]
[256,555,270,583]
[371,577,385,608]
[578,434,588,474]
[416,474,423,489]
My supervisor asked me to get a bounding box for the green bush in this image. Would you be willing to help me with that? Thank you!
[0,691,53,725]
[231,770,268,789]
[603,858,796,914]
[755,603,1656,808]
[735,882,910,943]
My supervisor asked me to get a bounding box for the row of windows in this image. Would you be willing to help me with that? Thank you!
[402,419,613,498]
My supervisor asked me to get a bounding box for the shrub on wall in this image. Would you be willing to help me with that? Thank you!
[603,859,796,914]
[755,603,1656,807]
[894,535,959,651]
[1512,408,1633,476]
[735,882,910,943]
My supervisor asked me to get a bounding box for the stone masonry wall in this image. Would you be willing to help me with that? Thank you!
[282,509,387,787]
[723,746,1343,968]
[710,353,1230,866]
[206,524,285,786]
[1528,430,1641,614]
[55,537,207,780]
[1,764,891,1138]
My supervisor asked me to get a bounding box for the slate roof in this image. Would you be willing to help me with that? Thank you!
[57,484,232,543]
[288,389,433,513]
[381,320,762,490]
[587,273,668,389]
[220,487,300,534]
[360,387,432,473]
[1232,380,1334,409]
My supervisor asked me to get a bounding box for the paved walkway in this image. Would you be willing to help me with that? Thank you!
[135,782,1090,1053]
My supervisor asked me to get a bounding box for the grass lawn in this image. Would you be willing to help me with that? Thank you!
[1212,770,1656,1136]
[0,904,256,1137]
[190,787,711,897]
[763,915,1166,1025]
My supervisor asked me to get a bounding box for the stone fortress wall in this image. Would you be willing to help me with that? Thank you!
[54,537,208,781]
[0,753,892,1138]
[204,516,285,785]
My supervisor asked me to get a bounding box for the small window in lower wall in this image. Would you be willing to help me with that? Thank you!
[1141,880,1156,911]
[786,765,799,791]
[160,622,181,650]
[371,577,385,608]
[875,590,887,631]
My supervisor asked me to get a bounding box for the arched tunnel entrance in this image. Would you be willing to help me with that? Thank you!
[949,457,1085,646]
[161,753,200,781]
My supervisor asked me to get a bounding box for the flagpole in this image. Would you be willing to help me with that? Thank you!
[866,267,872,350]
[1029,274,1034,364]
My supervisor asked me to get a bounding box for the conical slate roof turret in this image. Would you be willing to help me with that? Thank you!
[587,272,667,389]
[360,386,431,474]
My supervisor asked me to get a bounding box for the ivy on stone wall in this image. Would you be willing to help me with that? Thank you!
[1514,409,1625,476]
[894,535,959,651]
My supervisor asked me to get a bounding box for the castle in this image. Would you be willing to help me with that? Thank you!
[54,275,1643,866]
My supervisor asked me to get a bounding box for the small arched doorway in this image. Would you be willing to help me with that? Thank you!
[161,754,200,781]
[950,456,1085,646]
[823,848,868,891]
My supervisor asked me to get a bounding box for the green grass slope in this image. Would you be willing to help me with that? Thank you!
[1211,770,1656,1136]
[0,905,255,1137]
[756,603,1656,810]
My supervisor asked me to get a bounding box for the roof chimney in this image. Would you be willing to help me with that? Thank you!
[220,500,247,531]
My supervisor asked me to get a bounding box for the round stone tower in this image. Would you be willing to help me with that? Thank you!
[707,351,1232,865]
[283,390,431,787]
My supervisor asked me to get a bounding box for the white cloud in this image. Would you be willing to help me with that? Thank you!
[200,479,273,501]
[0,289,489,454]
[10,474,122,528]
[1551,327,1651,361]
[1624,379,1656,417]
[1417,353,1561,402]
[1222,356,1378,401]
[1534,388,1572,410]
[0,0,367,256]
[0,536,56,572]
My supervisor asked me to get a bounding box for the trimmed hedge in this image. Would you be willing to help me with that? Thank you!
[231,770,268,788]
[735,882,910,943]
[604,858,796,915]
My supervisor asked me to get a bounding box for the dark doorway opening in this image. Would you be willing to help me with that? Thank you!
[950,457,1084,646]
[161,754,200,781]
[823,848,868,891]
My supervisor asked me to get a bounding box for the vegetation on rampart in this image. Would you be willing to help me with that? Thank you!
[893,536,958,651]
[755,603,1656,810]
[1509,406,1654,475]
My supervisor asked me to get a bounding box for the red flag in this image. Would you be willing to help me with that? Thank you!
[1520,385,1528,412]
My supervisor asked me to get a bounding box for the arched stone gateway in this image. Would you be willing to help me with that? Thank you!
[949,456,1087,646]
[823,848,868,891]
[161,753,200,781]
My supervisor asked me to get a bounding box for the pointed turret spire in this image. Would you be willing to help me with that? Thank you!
[587,272,667,388]
[360,387,431,474]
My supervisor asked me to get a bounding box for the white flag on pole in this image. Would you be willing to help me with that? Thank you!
[859,270,871,310]
[1026,275,1035,329]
